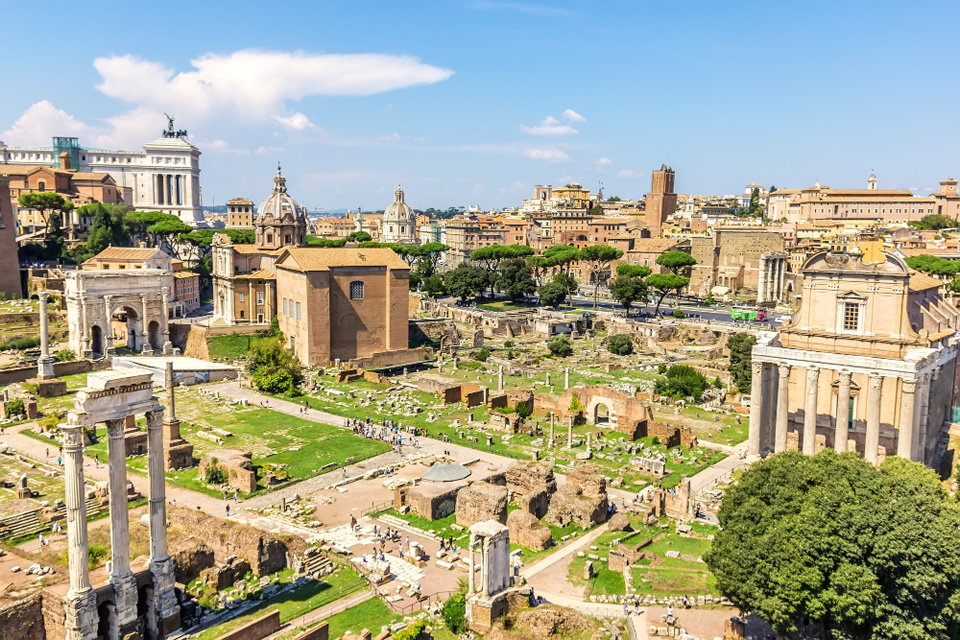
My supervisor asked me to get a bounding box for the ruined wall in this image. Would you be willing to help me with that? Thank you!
[0,594,45,640]
[409,318,459,345]
[214,610,280,640]
[455,482,508,527]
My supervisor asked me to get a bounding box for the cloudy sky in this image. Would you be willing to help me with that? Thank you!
[2,1,958,210]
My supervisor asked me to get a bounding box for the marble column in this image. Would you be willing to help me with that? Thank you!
[160,287,172,354]
[835,371,852,453]
[80,300,90,356]
[62,422,97,640]
[775,363,791,452]
[467,535,475,594]
[762,364,778,455]
[917,373,933,463]
[747,361,764,456]
[37,291,55,379]
[865,374,883,464]
[549,412,555,447]
[802,367,820,455]
[497,366,504,393]
[897,378,918,460]
[106,419,138,635]
[145,410,180,636]
[564,367,570,390]
[140,294,153,354]
[567,415,574,448]
[103,295,115,355]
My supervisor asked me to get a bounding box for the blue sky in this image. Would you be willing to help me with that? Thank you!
[2,1,957,210]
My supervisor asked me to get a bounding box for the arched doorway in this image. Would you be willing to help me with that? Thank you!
[139,584,156,639]
[97,600,117,640]
[595,403,610,425]
[114,306,142,351]
[148,321,162,352]
[90,325,103,356]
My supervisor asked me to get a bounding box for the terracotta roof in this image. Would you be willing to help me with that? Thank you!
[70,172,112,182]
[0,164,69,176]
[276,247,409,272]
[235,269,275,280]
[232,244,282,254]
[86,247,165,261]
[908,273,943,291]
[173,271,198,279]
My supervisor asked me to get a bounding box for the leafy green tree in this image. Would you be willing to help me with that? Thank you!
[470,244,534,297]
[915,214,955,230]
[646,273,690,314]
[654,364,709,401]
[147,217,192,258]
[705,451,960,639]
[307,236,348,248]
[589,204,604,216]
[905,254,960,277]
[655,250,697,276]
[538,281,567,307]
[441,582,468,634]
[526,255,553,286]
[543,244,580,303]
[204,459,227,485]
[444,264,488,302]
[547,335,573,357]
[607,334,633,356]
[607,196,622,202]
[616,264,652,278]
[728,332,757,392]
[609,274,648,316]
[474,347,490,362]
[345,230,372,243]
[247,337,303,395]
[748,187,763,217]
[18,192,71,237]
[422,274,445,297]
[495,257,536,301]
[579,244,624,309]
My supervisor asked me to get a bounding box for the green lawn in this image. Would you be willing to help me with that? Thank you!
[84,399,390,498]
[374,509,470,545]
[325,597,401,639]
[206,333,266,360]
[194,568,367,640]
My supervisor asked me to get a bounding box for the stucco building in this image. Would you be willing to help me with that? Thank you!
[749,250,960,467]
[275,247,411,366]
[382,186,418,245]
[226,197,254,228]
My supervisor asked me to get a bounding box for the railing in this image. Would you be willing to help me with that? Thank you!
[360,500,393,517]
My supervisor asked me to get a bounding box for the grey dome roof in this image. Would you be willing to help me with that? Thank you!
[384,185,415,222]
[420,463,471,482]
[257,164,304,220]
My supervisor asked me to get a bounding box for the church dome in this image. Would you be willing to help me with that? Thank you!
[257,164,305,221]
[384,185,415,222]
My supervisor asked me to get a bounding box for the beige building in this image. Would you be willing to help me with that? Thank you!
[274,247,411,367]
[442,216,507,266]
[688,229,785,300]
[767,175,960,225]
[750,250,960,467]
[226,197,254,228]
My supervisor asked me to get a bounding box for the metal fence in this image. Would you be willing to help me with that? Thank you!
[360,500,393,517]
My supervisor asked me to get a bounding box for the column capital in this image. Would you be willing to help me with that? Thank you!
[751,361,764,375]
[145,408,164,430]
[778,362,791,376]
[869,373,883,390]
[838,370,852,384]
[106,418,126,439]
[901,378,918,394]
[38,290,49,302]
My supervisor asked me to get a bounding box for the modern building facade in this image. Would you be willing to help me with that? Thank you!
[749,250,960,467]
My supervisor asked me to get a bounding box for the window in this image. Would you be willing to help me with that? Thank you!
[38,181,46,192]
[257,291,264,305]
[350,281,364,300]
[296,301,301,320]
[842,302,860,331]
[239,293,245,302]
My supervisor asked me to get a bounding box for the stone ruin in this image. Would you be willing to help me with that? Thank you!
[199,449,257,493]
[505,461,556,519]
[455,482,508,528]
[506,510,552,551]
[545,464,608,529]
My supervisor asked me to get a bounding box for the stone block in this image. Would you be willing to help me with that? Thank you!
[506,510,552,551]
[456,482,508,527]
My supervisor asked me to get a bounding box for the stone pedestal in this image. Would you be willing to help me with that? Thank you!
[62,588,98,640]
[162,361,194,470]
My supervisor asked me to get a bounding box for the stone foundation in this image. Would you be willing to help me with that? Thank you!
[456,482,508,527]
[544,464,608,529]
[506,510,551,551]
[33,378,67,398]
[199,449,257,493]
[505,461,556,518]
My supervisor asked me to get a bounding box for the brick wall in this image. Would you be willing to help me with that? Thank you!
[214,610,279,640]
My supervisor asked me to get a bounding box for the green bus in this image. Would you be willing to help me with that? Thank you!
[731,306,766,321]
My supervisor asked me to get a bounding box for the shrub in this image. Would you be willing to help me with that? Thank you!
[608,334,633,356]
[516,402,532,419]
[55,349,76,362]
[393,620,426,640]
[270,315,281,338]
[658,363,668,374]
[4,399,24,416]
[441,586,468,635]
[655,364,710,402]
[4,336,40,350]
[506,349,515,360]
[458,360,483,371]
[569,394,582,412]
[474,347,490,362]
[673,309,686,319]
[204,459,227,485]
[503,340,513,348]
[547,335,572,357]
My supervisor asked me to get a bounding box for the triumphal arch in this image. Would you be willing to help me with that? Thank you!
[61,370,179,640]
[65,270,173,358]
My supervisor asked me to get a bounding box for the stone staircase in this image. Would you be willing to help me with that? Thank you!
[0,494,103,541]
[301,551,334,578]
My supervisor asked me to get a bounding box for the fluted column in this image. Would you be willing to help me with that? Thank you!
[897,378,918,460]
[865,374,883,464]
[106,419,138,634]
[62,422,97,640]
[835,371,851,453]
[917,373,933,463]
[775,363,791,452]
[160,287,172,354]
[37,291,55,379]
[140,294,153,354]
[146,409,180,636]
[468,534,475,594]
[748,361,764,456]
[103,295,115,355]
[802,367,820,455]
[762,364,778,455]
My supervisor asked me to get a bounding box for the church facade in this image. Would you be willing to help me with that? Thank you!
[381,185,418,245]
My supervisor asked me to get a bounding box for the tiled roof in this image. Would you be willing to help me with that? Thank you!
[908,273,944,291]
[70,172,112,182]
[234,269,275,280]
[276,247,409,272]
[86,247,165,261]
[0,164,69,176]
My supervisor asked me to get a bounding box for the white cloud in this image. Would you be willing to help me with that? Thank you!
[520,109,586,136]
[473,183,485,194]
[200,138,251,155]
[273,112,322,132]
[524,148,571,162]
[562,108,585,122]
[617,169,636,178]
[1,101,87,144]
[595,157,612,166]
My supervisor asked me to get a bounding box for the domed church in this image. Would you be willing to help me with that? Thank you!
[382,185,418,245]
[254,164,307,249]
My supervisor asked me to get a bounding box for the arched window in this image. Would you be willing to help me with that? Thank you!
[350,281,364,300]
[37,181,46,192]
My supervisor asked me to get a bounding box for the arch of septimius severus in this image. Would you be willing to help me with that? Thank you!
[61,370,178,640]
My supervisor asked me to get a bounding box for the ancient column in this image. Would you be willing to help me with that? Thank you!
[160,287,173,354]
[37,291,55,379]
[145,409,180,636]
[103,294,115,355]
[802,367,820,455]
[549,412,555,447]
[546,372,551,386]
[62,422,97,640]
[564,367,570,390]
[835,371,852,453]
[467,534,475,594]
[140,293,153,354]
[864,374,883,464]
[567,415,574,448]
[762,364,778,455]
[586,433,592,455]
[497,366,504,393]
[106,419,138,635]
[917,373,933,463]
[747,361,764,456]
[80,300,90,356]
[757,257,768,303]
[897,378,917,460]
[480,537,489,596]
[775,363,791,452]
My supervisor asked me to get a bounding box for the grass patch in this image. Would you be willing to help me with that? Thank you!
[207,333,266,360]
[374,509,469,545]
[475,300,538,313]
[325,597,400,640]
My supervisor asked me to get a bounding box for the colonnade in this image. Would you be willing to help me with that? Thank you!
[757,253,787,304]
[154,174,190,207]
[748,360,930,464]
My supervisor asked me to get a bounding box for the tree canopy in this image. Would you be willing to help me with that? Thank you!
[579,244,624,308]
[913,214,956,230]
[646,273,689,314]
[905,254,960,277]
[727,332,757,393]
[444,264,488,302]
[247,337,303,395]
[655,250,697,275]
[654,364,710,401]
[609,273,648,315]
[495,257,536,301]
[705,451,960,639]
[538,280,567,307]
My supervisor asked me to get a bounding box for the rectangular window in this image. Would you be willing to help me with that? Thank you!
[350,281,365,300]
[239,293,244,302]
[283,298,287,315]
[296,301,301,320]
[257,292,264,305]
[843,302,860,331]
